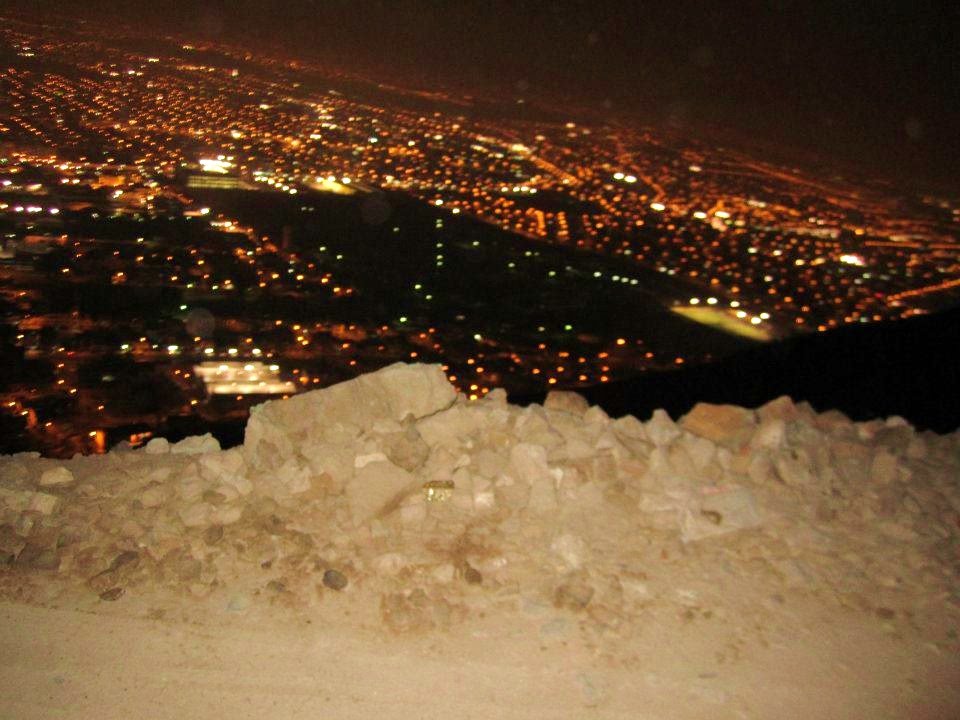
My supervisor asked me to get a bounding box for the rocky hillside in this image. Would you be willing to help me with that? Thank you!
[1,363,958,645]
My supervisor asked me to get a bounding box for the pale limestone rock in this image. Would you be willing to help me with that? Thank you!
[774,453,814,487]
[483,387,508,406]
[355,452,388,469]
[417,404,474,447]
[170,433,221,455]
[245,363,455,467]
[212,504,243,525]
[383,425,430,472]
[421,446,463,483]
[563,438,596,461]
[139,485,167,508]
[871,450,899,485]
[667,443,699,478]
[514,407,564,449]
[301,441,355,488]
[681,485,762,542]
[583,405,610,427]
[373,552,407,576]
[0,459,30,485]
[831,441,872,486]
[526,468,559,514]
[757,395,799,423]
[177,473,206,502]
[681,403,756,446]
[198,447,245,482]
[471,475,495,510]
[751,418,787,450]
[273,458,313,495]
[679,434,717,473]
[747,451,775,484]
[38,466,74,487]
[495,474,531,509]
[551,533,587,570]
[431,563,456,584]
[224,473,253,496]
[815,408,855,434]
[179,502,213,528]
[28,491,59,516]
[507,443,551,486]
[472,447,507,479]
[0,488,31,513]
[612,414,647,441]
[346,459,417,525]
[543,390,590,417]
[645,409,681,446]
[144,437,170,454]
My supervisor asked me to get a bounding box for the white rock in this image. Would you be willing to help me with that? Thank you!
[140,485,167,508]
[171,433,221,455]
[431,563,456,584]
[355,452,388,469]
[551,533,587,570]
[752,418,787,450]
[646,409,682,446]
[681,485,762,542]
[212,504,243,525]
[471,475,496,510]
[274,459,313,495]
[144,437,170,454]
[583,405,610,426]
[507,443,551,485]
[198,448,246,482]
[245,363,456,467]
[179,502,212,528]
[543,390,590,417]
[613,414,647,440]
[373,552,407,576]
[38,466,74,487]
[28,491,59,516]
[346,460,417,525]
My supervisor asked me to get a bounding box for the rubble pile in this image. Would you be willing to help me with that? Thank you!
[1,363,958,636]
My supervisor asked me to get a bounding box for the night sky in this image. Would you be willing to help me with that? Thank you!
[22,0,960,188]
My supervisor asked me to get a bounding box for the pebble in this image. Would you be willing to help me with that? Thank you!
[322,569,348,591]
[554,581,595,612]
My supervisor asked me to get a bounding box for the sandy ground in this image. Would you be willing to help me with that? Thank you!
[2,590,958,720]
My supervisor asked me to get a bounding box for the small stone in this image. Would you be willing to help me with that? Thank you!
[322,568,348,591]
[109,550,140,572]
[544,390,590,417]
[27,492,59,516]
[875,606,896,620]
[266,579,287,594]
[0,524,26,560]
[554,581,595,612]
[99,587,124,601]
[140,486,166,508]
[203,525,224,546]
[463,563,483,585]
[39,466,75,487]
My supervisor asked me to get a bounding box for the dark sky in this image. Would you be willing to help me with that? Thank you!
[20,0,960,189]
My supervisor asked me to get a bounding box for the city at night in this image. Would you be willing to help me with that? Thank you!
[0,3,958,717]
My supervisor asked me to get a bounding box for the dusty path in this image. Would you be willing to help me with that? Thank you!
[2,596,957,720]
